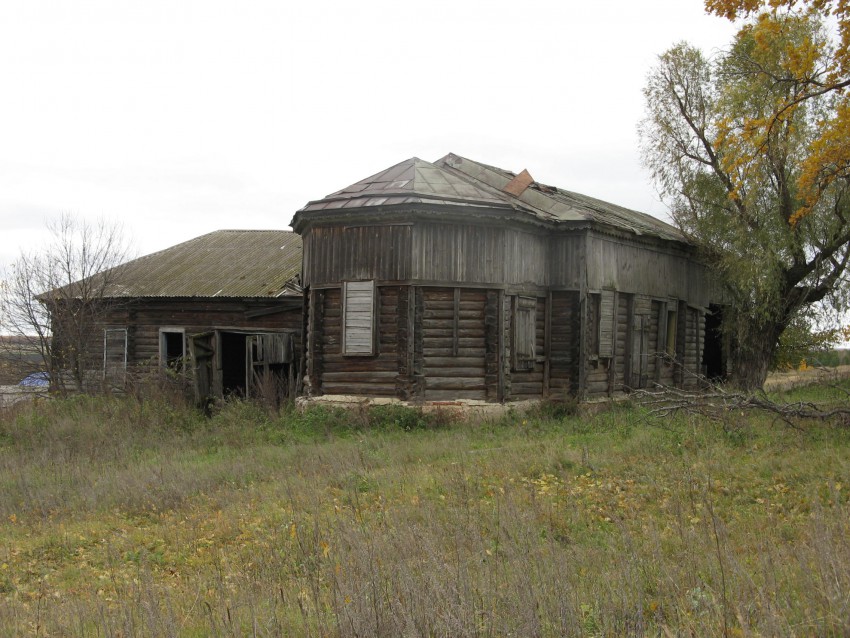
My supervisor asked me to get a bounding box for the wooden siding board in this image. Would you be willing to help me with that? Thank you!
[548,234,586,290]
[304,225,412,286]
[412,223,546,286]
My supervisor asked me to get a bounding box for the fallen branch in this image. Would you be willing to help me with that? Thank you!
[632,375,850,427]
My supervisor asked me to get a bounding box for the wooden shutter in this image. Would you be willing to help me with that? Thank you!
[598,290,615,359]
[514,296,536,370]
[343,281,375,356]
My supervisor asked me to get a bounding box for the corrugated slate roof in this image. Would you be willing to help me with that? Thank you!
[104,230,302,298]
[294,153,684,243]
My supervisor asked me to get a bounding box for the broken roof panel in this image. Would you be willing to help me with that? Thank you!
[103,230,302,299]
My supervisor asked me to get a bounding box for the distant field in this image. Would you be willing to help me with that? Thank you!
[0,337,42,385]
[0,384,848,636]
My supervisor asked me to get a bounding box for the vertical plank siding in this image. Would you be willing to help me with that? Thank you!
[585,234,712,307]
[303,225,412,286]
[412,224,548,287]
[548,235,586,289]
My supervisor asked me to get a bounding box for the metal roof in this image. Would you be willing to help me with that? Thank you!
[103,230,302,299]
[437,154,684,241]
[299,157,514,212]
[294,153,684,243]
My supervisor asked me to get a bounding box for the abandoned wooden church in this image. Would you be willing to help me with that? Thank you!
[51,153,723,404]
[293,153,723,403]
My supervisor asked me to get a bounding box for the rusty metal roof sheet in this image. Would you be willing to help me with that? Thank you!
[294,153,684,243]
[104,230,302,298]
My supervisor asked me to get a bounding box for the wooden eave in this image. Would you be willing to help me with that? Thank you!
[292,201,555,234]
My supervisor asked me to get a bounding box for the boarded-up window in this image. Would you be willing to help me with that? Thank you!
[103,328,127,384]
[343,281,375,356]
[598,290,615,359]
[513,296,537,371]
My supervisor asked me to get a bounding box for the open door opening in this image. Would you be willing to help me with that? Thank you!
[191,329,298,408]
[220,332,248,397]
[703,304,725,382]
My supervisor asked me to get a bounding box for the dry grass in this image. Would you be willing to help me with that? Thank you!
[1,388,849,636]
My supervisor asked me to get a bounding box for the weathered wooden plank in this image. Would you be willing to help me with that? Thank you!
[426,377,487,390]
[421,301,490,312]
[422,367,486,378]
[424,390,487,401]
[423,347,486,357]
[421,311,486,322]
[422,357,486,367]
[585,380,610,395]
[322,371,398,381]
[321,382,397,395]
[321,356,398,370]
[511,382,544,395]
[422,328,485,339]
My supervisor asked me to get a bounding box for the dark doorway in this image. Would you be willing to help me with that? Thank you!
[220,332,247,396]
[703,304,725,381]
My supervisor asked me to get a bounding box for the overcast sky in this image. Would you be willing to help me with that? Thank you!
[0,1,738,270]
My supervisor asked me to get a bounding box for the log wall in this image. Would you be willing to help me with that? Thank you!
[507,296,546,400]
[548,291,580,398]
[421,288,488,401]
[314,286,406,397]
[94,299,302,369]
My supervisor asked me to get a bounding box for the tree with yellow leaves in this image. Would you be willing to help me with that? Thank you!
[640,9,850,390]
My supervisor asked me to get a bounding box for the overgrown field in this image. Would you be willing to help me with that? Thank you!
[1,385,849,637]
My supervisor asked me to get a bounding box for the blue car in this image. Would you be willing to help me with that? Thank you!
[19,372,50,387]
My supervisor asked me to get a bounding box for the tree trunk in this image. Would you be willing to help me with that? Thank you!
[727,315,786,391]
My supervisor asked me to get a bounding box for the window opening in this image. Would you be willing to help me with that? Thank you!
[160,329,185,371]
